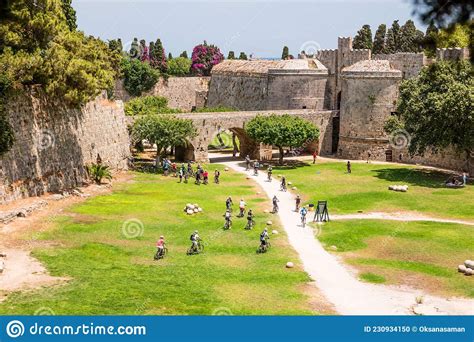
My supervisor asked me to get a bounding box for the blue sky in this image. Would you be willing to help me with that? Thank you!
[74,0,425,58]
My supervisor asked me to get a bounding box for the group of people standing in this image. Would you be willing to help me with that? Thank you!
[165,161,221,185]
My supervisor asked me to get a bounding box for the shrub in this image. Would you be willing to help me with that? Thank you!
[191,41,224,76]
[193,106,235,113]
[125,96,182,116]
[87,163,113,184]
[168,57,192,76]
[121,59,159,97]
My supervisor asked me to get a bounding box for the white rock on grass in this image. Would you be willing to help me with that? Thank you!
[464,260,474,269]
[465,268,474,276]
[186,209,194,215]
[329,245,338,251]
[272,230,278,235]
[266,221,273,225]
[224,167,229,171]
[263,209,270,214]
[194,208,199,213]
[288,181,292,185]
[292,187,297,190]
[198,208,203,212]
[286,262,294,268]
[458,265,467,273]
[388,185,394,190]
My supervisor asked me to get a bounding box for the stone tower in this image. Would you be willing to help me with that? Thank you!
[337,60,402,160]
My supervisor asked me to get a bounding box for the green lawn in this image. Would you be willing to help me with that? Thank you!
[0,166,316,315]
[273,160,474,220]
[319,219,474,298]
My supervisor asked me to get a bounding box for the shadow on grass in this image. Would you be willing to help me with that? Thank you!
[372,167,453,189]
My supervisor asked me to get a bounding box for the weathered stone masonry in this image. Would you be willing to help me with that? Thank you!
[0,89,130,204]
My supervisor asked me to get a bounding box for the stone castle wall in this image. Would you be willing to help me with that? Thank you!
[372,53,426,79]
[114,77,210,111]
[0,89,130,204]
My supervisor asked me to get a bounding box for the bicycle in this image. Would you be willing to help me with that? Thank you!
[245,219,255,230]
[301,215,307,228]
[256,240,271,254]
[272,204,279,214]
[224,218,232,230]
[154,247,168,260]
[280,184,287,192]
[238,207,245,218]
[267,172,272,182]
[187,240,204,255]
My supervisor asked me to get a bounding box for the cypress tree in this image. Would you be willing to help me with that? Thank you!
[168,52,173,60]
[372,24,387,54]
[150,38,168,73]
[227,51,235,59]
[423,21,439,56]
[353,24,373,50]
[239,52,248,60]
[400,20,424,52]
[385,20,402,53]
[180,51,188,58]
[129,38,139,59]
[281,46,289,60]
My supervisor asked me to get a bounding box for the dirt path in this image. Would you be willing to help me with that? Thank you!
[223,160,474,315]
[332,212,474,226]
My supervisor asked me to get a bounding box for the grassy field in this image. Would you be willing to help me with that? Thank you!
[0,166,319,315]
[273,160,474,219]
[271,159,473,298]
[318,219,473,298]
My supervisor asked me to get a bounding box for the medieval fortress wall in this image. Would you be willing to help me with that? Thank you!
[0,89,130,204]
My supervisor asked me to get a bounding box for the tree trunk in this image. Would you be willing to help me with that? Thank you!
[278,146,284,165]
[466,149,472,176]
[155,146,162,169]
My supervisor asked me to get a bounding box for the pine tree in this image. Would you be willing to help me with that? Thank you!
[227,51,235,59]
[239,52,248,60]
[423,22,439,56]
[180,51,188,58]
[385,20,402,53]
[129,38,139,59]
[372,24,387,54]
[281,46,289,60]
[400,20,424,52]
[353,24,373,50]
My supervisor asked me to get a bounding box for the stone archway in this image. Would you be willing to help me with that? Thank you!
[175,140,196,162]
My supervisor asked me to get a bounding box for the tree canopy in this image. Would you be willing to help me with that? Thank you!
[121,58,159,97]
[372,24,387,54]
[132,115,197,160]
[281,46,289,60]
[245,114,320,164]
[353,25,373,50]
[190,41,224,76]
[388,60,473,172]
[168,57,192,76]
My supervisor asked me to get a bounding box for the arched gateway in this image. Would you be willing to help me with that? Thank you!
[174,109,338,163]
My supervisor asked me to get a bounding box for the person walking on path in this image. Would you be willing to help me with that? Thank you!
[312,150,318,164]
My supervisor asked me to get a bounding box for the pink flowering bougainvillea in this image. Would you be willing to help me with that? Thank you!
[191,41,224,76]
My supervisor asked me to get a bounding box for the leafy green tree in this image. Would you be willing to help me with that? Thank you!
[393,61,473,173]
[436,23,470,48]
[129,38,140,59]
[246,114,320,164]
[132,115,197,164]
[121,58,159,96]
[372,24,387,54]
[400,20,424,52]
[385,20,402,53]
[61,0,77,31]
[227,51,235,59]
[353,24,373,50]
[150,38,168,73]
[238,52,248,60]
[423,21,439,56]
[180,51,188,58]
[109,39,123,53]
[168,57,192,76]
[281,46,289,60]
[125,96,181,116]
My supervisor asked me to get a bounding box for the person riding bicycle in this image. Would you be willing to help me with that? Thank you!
[260,228,270,247]
[226,196,233,211]
[272,195,279,213]
[190,230,200,252]
[214,169,220,184]
[245,155,251,170]
[238,198,246,217]
[280,176,287,191]
[253,161,260,175]
[300,207,308,226]
[295,195,301,211]
[224,209,232,229]
[246,209,254,229]
[267,165,273,181]
[156,235,166,257]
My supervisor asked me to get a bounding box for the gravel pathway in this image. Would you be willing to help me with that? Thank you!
[223,160,474,315]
